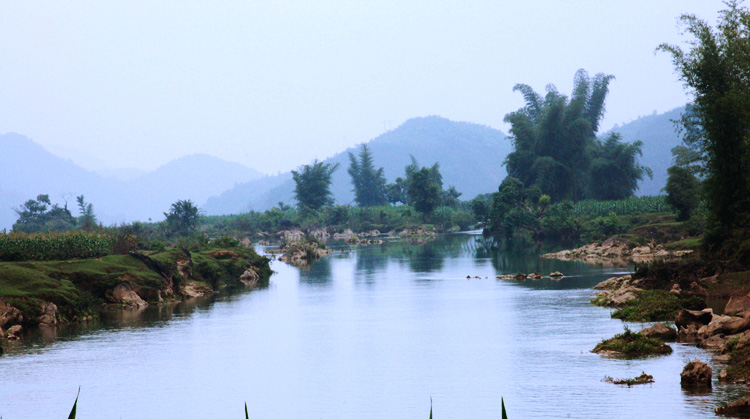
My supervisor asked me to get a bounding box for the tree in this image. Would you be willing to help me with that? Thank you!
[12,194,76,233]
[503,69,651,203]
[164,200,201,236]
[76,195,97,232]
[407,167,442,215]
[658,1,750,255]
[291,160,340,211]
[664,165,700,221]
[386,178,408,205]
[347,144,387,207]
[504,69,615,201]
[587,133,653,200]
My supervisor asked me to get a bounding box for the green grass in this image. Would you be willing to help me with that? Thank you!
[0,245,271,324]
[664,237,702,250]
[611,290,706,322]
[593,328,673,357]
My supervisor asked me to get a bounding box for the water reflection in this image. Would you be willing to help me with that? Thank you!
[3,232,749,418]
[298,256,333,286]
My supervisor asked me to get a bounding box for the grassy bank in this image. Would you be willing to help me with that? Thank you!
[0,240,271,331]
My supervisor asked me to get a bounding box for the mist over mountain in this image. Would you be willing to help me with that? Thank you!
[204,116,510,215]
[0,133,262,229]
[610,106,685,197]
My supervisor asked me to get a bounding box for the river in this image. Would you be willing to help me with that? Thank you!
[1,233,748,418]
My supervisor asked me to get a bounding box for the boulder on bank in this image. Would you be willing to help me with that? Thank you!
[639,323,677,341]
[675,309,714,329]
[0,298,23,329]
[592,275,641,307]
[36,302,57,327]
[680,360,712,388]
[6,324,22,340]
[107,282,148,308]
[702,315,750,337]
[725,293,750,317]
[716,398,750,416]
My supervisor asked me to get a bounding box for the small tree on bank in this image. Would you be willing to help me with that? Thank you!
[292,160,340,211]
[347,144,387,207]
[76,195,97,232]
[164,200,200,236]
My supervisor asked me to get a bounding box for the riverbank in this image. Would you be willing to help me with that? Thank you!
[0,244,271,342]
[590,259,750,414]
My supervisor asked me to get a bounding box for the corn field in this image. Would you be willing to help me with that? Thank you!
[0,232,115,262]
[568,196,673,218]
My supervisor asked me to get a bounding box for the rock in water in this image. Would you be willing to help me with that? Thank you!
[680,360,712,388]
[639,323,677,341]
[716,397,750,416]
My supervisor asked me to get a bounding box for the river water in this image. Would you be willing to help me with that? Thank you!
[1,233,749,418]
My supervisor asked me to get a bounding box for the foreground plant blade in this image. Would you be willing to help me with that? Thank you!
[68,388,80,419]
[501,397,508,419]
[245,402,249,419]
[429,396,432,419]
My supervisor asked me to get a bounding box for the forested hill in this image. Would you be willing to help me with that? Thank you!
[609,106,686,197]
[203,116,511,215]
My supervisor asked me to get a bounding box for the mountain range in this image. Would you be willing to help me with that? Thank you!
[0,107,687,230]
[0,133,262,229]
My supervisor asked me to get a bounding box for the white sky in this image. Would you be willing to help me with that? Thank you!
[0,1,724,175]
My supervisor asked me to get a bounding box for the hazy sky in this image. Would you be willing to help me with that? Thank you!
[0,1,724,175]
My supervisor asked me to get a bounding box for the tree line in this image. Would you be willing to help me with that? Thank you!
[291,144,461,218]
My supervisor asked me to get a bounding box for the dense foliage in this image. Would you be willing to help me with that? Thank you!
[164,199,201,237]
[291,160,340,211]
[12,194,77,233]
[347,144,387,207]
[482,175,678,248]
[664,165,701,221]
[659,1,750,260]
[503,69,651,202]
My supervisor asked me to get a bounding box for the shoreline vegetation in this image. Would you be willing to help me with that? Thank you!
[0,234,271,343]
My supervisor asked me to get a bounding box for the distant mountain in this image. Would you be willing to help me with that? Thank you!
[609,107,685,196]
[204,116,510,215]
[96,168,146,182]
[125,154,263,221]
[0,133,263,229]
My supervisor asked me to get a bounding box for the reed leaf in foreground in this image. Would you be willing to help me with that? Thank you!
[245,402,249,419]
[501,397,508,419]
[68,387,80,419]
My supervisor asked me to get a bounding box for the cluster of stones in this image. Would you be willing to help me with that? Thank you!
[543,238,692,265]
[591,272,750,415]
[266,240,334,266]
[0,298,62,343]
[496,272,564,281]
